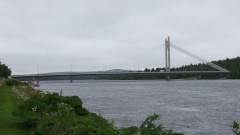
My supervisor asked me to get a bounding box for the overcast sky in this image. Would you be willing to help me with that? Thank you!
[0,0,239,75]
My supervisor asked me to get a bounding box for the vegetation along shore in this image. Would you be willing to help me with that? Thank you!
[0,79,185,135]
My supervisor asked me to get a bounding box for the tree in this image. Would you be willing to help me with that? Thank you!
[155,67,160,72]
[0,63,12,78]
[144,68,150,72]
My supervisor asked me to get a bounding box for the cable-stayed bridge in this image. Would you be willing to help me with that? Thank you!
[11,37,230,81]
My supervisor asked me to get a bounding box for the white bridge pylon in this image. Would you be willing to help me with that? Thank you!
[165,36,229,73]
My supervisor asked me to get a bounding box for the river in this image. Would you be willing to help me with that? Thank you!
[38,79,240,135]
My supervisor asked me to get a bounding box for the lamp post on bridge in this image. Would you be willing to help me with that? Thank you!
[165,36,171,81]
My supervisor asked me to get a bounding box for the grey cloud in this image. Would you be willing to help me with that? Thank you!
[0,0,240,74]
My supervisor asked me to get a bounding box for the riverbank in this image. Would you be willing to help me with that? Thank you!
[0,82,28,134]
[0,79,183,135]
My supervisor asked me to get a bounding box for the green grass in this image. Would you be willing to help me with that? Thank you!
[0,85,29,135]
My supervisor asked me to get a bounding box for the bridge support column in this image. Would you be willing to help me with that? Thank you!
[70,76,73,83]
[165,36,171,81]
[197,74,201,80]
[166,75,170,81]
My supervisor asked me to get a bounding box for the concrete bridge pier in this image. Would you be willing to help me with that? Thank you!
[70,76,73,83]
[166,75,171,81]
[197,74,201,80]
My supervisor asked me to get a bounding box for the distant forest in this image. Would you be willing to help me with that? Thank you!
[143,56,240,79]
[104,56,240,80]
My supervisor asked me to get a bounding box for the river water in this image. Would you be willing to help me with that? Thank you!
[38,80,240,135]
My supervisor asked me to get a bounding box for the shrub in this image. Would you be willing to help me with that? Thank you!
[73,113,117,135]
[13,92,184,135]
[120,114,184,135]
[66,96,88,116]
[34,103,76,135]
[4,79,24,86]
[13,93,89,130]
[233,121,240,135]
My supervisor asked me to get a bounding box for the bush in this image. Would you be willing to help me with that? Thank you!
[34,103,76,135]
[120,114,183,135]
[233,121,240,135]
[73,113,117,135]
[4,79,26,86]
[13,93,89,130]
[13,92,183,135]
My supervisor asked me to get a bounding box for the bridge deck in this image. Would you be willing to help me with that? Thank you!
[11,71,230,78]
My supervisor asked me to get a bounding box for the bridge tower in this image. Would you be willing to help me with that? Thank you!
[165,36,171,80]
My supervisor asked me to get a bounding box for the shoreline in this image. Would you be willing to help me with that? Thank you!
[0,79,184,135]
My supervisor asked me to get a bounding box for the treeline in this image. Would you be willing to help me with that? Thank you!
[104,74,165,80]
[0,62,12,78]
[217,57,240,79]
[104,56,240,80]
[143,56,240,79]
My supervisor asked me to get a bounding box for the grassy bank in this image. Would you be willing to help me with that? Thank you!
[0,85,28,135]
[0,79,185,135]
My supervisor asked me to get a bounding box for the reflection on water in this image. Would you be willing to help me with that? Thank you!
[38,80,240,135]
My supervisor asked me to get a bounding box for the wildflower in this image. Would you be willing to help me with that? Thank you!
[32,107,37,111]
